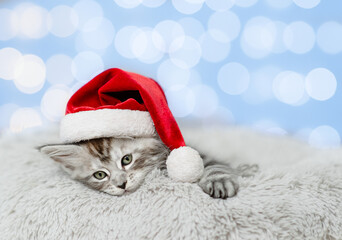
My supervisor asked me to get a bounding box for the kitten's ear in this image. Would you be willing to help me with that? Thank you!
[40,144,84,168]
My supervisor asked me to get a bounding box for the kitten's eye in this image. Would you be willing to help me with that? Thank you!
[93,171,107,180]
[121,154,133,166]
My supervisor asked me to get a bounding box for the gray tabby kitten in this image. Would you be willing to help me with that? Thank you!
[40,137,257,199]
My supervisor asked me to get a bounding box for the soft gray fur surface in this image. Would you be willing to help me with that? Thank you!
[1,126,342,239]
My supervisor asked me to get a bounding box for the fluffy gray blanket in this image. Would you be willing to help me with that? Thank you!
[0,127,341,239]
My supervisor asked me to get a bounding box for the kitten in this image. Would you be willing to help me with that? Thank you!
[40,137,257,199]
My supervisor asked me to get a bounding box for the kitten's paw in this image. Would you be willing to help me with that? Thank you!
[199,175,239,199]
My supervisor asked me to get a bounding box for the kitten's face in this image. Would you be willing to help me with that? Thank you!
[40,137,169,196]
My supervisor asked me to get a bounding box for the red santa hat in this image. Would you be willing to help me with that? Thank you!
[60,68,204,183]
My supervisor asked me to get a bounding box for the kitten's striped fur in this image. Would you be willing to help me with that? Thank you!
[40,137,258,199]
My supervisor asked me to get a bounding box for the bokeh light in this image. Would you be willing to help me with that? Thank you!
[273,71,308,105]
[305,68,337,101]
[205,0,235,11]
[13,54,46,94]
[243,66,278,104]
[113,0,141,8]
[10,108,42,133]
[0,103,19,129]
[265,0,292,8]
[218,62,250,95]
[283,21,315,54]
[0,9,18,41]
[72,51,104,82]
[16,4,49,39]
[46,54,74,85]
[293,0,320,9]
[317,21,342,54]
[0,48,22,80]
[142,0,166,8]
[271,21,287,54]
[169,36,202,69]
[48,5,79,38]
[172,0,204,14]
[115,26,142,59]
[208,11,240,43]
[80,17,115,50]
[73,0,103,28]
[241,16,276,58]
[131,27,163,64]
[154,20,185,53]
[157,59,190,90]
[41,85,72,122]
[235,0,258,8]
[165,85,195,117]
[309,125,340,148]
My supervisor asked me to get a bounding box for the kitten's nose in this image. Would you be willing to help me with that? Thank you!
[117,181,127,189]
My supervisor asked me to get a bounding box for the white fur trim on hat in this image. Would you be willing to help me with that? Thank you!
[60,109,156,142]
[166,146,204,183]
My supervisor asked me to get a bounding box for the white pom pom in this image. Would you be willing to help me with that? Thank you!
[166,146,204,183]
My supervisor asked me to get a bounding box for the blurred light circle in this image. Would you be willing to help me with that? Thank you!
[172,0,204,14]
[192,84,219,118]
[200,32,230,62]
[72,51,104,82]
[178,17,205,39]
[293,0,320,9]
[131,28,164,64]
[0,48,22,80]
[317,21,342,54]
[13,54,46,94]
[235,0,258,7]
[18,4,49,39]
[305,68,337,101]
[309,125,340,148]
[0,103,19,128]
[205,0,235,11]
[73,0,103,28]
[157,59,190,90]
[41,85,72,122]
[218,62,250,95]
[142,0,166,7]
[265,0,292,8]
[165,86,195,117]
[81,17,115,50]
[46,54,74,85]
[243,66,279,104]
[208,11,240,43]
[115,26,143,58]
[273,71,307,105]
[154,20,185,53]
[272,21,287,54]
[10,108,42,133]
[283,21,315,54]
[114,0,142,8]
[241,16,276,59]
[0,9,19,40]
[169,36,202,69]
[48,5,79,38]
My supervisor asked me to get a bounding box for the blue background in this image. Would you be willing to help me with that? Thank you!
[0,0,341,148]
